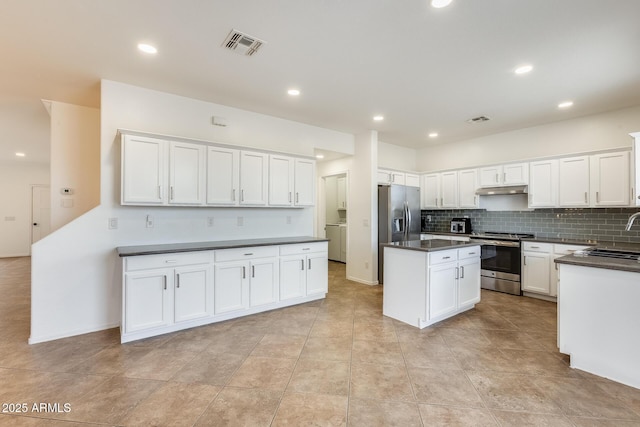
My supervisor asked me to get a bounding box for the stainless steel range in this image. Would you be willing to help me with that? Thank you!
[469,232,534,296]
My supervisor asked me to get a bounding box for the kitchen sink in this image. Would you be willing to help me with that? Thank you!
[574,248,640,261]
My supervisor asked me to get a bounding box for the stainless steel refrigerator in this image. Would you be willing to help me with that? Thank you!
[378,184,421,283]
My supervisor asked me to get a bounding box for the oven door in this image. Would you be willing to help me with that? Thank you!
[470,239,521,276]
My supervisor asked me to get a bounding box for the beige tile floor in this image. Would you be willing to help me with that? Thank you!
[1,257,640,426]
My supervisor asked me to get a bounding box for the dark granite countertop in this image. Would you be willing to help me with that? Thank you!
[117,236,329,257]
[381,239,480,253]
[420,231,472,237]
[555,252,640,273]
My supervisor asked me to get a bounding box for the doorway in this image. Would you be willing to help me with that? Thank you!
[323,173,347,264]
[31,185,51,243]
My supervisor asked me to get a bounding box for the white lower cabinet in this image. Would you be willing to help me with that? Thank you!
[121,241,327,343]
[522,242,589,298]
[123,251,213,339]
[279,242,329,301]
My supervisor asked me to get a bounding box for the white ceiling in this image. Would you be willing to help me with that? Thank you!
[1,0,640,163]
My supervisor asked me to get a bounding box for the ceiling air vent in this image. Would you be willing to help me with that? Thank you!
[466,115,490,124]
[222,29,265,56]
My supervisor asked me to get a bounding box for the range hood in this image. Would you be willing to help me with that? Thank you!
[476,185,528,196]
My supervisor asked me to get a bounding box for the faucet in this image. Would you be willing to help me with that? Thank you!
[625,212,640,231]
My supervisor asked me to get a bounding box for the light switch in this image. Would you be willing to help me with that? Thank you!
[207,217,215,227]
[108,218,118,229]
[146,215,154,228]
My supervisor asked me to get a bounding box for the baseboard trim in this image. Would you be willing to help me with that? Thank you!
[28,321,120,345]
[346,275,379,286]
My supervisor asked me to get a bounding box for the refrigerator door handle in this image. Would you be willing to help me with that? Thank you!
[406,201,412,237]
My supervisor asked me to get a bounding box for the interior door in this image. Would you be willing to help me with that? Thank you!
[32,185,51,243]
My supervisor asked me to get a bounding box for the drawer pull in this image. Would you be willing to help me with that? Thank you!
[244,253,254,256]
[302,248,310,251]
[443,256,451,259]
[530,246,540,249]
[455,267,459,279]
[469,252,476,255]
[165,260,178,264]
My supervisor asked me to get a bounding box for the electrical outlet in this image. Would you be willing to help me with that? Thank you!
[286,216,291,225]
[146,215,154,228]
[237,216,244,226]
[108,218,118,229]
[207,217,214,227]
[427,215,432,222]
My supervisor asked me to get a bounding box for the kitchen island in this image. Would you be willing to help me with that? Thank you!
[382,239,481,328]
[555,248,640,389]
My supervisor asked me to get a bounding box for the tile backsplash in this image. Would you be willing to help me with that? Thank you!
[421,208,640,244]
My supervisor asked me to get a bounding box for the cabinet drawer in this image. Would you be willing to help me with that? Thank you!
[522,242,553,253]
[215,246,278,262]
[458,246,480,260]
[429,249,457,265]
[125,251,212,272]
[279,242,328,256]
[554,244,589,255]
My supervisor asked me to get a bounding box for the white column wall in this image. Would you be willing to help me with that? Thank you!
[30,80,355,343]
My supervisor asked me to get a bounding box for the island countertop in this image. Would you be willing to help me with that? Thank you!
[381,239,480,253]
[117,236,329,257]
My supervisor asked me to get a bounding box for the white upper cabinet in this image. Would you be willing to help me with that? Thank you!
[377,170,392,185]
[529,160,558,208]
[122,135,166,205]
[421,173,440,209]
[207,147,240,206]
[405,173,420,188]
[268,155,294,206]
[390,171,406,185]
[240,151,269,206]
[590,151,630,206]
[294,158,315,206]
[440,171,458,208]
[458,169,478,208]
[479,163,528,187]
[558,156,589,207]
[168,142,206,205]
[336,176,347,209]
[632,132,640,206]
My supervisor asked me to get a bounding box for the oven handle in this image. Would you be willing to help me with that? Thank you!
[469,239,520,248]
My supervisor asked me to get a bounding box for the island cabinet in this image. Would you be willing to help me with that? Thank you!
[119,238,328,343]
[382,244,480,329]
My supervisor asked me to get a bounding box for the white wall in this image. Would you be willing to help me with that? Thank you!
[30,80,355,343]
[49,101,100,231]
[417,105,640,172]
[378,141,418,171]
[0,161,49,257]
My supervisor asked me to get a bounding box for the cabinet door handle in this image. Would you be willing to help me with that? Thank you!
[301,259,304,270]
[176,273,180,288]
[233,189,236,201]
[460,266,464,278]
[435,197,438,207]
[252,265,255,278]
[495,173,499,183]
[242,266,246,279]
[524,256,527,266]
[241,189,244,202]
[289,192,292,203]
[455,267,459,279]
[163,276,167,290]
[158,185,163,200]
[170,186,174,200]
[308,259,311,270]
[584,192,587,203]
[296,192,299,204]
[503,172,506,182]
[596,191,599,203]
[440,197,443,206]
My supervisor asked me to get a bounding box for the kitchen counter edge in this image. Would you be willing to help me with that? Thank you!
[117,236,329,257]
[555,254,640,273]
[381,239,480,253]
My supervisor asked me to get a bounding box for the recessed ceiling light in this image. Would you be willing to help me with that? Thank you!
[515,64,533,75]
[558,101,574,109]
[428,132,439,138]
[287,89,300,96]
[373,115,384,121]
[137,43,157,54]
[15,152,25,157]
[431,0,452,8]
[315,154,325,159]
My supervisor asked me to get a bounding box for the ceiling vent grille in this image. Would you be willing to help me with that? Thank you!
[467,115,490,123]
[222,29,265,56]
